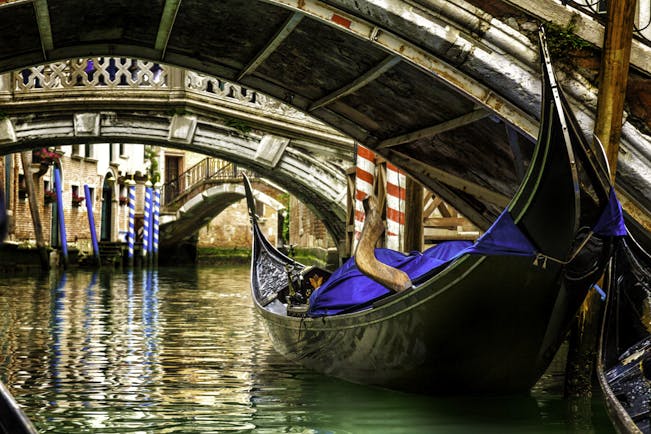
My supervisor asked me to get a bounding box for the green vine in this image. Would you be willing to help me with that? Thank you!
[144,145,160,183]
[223,117,252,135]
[280,193,290,244]
[543,17,593,59]
[168,107,189,116]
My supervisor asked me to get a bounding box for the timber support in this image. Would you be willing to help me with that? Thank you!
[565,0,636,402]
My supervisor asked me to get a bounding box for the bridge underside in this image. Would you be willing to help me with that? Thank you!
[1,0,651,233]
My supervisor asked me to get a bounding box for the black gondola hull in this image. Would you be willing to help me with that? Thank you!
[254,248,597,393]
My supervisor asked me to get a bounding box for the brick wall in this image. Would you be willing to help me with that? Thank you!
[196,198,278,248]
[288,196,333,249]
[10,152,103,249]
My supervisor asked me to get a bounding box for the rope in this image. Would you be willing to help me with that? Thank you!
[532,231,595,269]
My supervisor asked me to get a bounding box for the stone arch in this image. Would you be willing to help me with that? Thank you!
[160,182,285,245]
[2,111,348,248]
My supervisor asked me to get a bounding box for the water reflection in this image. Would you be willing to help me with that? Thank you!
[0,267,615,433]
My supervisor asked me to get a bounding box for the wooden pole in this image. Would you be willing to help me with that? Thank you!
[20,152,49,270]
[565,0,635,401]
[404,176,423,252]
[593,0,636,182]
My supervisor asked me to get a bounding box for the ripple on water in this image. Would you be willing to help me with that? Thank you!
[0,266,616,433]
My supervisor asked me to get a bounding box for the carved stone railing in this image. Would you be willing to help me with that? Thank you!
[11,57,318,124]
[15,58,167,91]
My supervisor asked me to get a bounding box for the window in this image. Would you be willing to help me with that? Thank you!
[84,144,93,159]
[71,185,82,207]
[255,200,265,218]
[72,144,81,156]
[109,143,114,162]
[119,143,125,156]
[18,174,27,199]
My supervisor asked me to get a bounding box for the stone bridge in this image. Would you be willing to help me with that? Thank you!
[1,0,651,236]
[159,177,285,246]
[0,59,351,244]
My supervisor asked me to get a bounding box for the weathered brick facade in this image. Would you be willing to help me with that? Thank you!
[197,199,278,248]
[2,147,331,258]
[8,152,103,250]
[288,196,334,249]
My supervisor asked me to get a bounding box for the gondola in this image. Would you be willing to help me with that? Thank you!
[598,234,651,433]
[244,29,622,394]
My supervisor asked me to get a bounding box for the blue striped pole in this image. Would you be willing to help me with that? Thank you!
[54,167,68,269]
[147,182,154,264]
[84,184,100,266]
[142,181,152,267]
[127,179,136,267]
[152,182,161,266]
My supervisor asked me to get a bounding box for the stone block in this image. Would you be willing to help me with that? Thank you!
[0,118,16,144]
[74,113,100,136]
[255,134,290,168]
[168,114,197,144]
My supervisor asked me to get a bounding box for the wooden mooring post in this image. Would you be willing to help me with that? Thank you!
[565,0,635,403]
[20,152,49,270]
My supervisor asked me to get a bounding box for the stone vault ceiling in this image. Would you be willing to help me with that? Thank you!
[0,0,650,231]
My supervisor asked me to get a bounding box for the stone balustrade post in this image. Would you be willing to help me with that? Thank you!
[0,73,13,101]
[167,66,185,91]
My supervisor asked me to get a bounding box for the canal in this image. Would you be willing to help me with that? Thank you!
[0,266,615,433]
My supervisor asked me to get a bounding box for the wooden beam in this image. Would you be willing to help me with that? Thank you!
[422,195,442,218]
[566,0,636,401]
[593,0,637,183]
[308,55,401,112]
[237,12,303,81]
[404,176,423,252]
[378,108,489,149]
[33,0,53,58]
[437,202,452,218]
[155,0,183,59]
[423,217,469,227]
[425,233,478,242]
[390,150,510,207]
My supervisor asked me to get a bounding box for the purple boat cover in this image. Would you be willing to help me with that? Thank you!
[307,192,626,317]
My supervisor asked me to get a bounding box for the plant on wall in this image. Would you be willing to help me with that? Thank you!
[34,148,61,166]
[44,190,56,204]
[71,193,85,207]
[144,145,161,183]
[543,18,594,60]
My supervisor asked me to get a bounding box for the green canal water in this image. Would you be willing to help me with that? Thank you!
[0,266,616,433]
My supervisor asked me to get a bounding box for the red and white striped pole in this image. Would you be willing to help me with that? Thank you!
[386,162,406,251]
[353,145,376,253]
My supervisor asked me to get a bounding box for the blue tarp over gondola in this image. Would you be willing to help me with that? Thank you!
[307,190,626,317]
